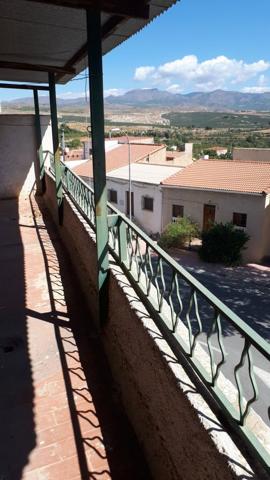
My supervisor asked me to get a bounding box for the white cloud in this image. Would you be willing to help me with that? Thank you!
[57,91,88,99]
[134,66,155,81]
[241,73,270,93]
[166,84,183,94]
[134,55,270,92]
[242,86,270,93]
[57,88,126,99]
[104,88,126,97]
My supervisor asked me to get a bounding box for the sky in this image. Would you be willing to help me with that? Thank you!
[2,0,270,101]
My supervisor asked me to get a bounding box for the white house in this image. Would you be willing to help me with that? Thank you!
[107,163,182,235]
[161,158,270,262]
[72,142,183,236]
[82,136,155,159]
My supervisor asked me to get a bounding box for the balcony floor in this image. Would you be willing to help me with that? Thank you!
[0,193,150,479]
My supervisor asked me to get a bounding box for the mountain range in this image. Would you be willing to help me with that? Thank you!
[105,88,270,111]
[3,88,270,112]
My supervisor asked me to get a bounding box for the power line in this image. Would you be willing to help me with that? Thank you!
[69,75,89,82]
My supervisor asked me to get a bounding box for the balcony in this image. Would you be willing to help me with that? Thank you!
[0,131,270,479]
[0,2,269,478]
[0,192,151,479]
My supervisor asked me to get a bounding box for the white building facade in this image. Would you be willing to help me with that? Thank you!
[107,163,182,236]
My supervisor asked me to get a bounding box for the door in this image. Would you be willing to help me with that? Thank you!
[203,204,215,230]
[126,191,134,216]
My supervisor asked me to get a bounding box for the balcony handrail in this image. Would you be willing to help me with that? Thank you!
[49,160,270,472]
[111,203,270,357]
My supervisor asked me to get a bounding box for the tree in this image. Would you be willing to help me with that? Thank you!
[67,138,81,149]
[199,223,249,265]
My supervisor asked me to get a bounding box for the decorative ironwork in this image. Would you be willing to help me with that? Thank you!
[51,162,270,472]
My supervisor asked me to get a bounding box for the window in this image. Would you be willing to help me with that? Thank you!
[172,204,184,219]
[142,196,154,211]
[108,189,118,204]
[233,212,247,227]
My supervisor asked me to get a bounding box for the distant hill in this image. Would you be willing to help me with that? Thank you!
[3,88,270,112]
[105,88,270,111]
[2,95,88,111]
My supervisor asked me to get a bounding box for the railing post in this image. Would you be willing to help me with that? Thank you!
[118,217,128,264]
[33,88,45,194]
[86,9,109,325]
[48,72,63,224]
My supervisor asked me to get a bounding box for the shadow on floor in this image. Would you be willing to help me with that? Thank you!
[0,198,36,479]
[30,193,151,479]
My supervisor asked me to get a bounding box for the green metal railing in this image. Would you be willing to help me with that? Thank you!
[51,161,270,472]
[61,163,96,227]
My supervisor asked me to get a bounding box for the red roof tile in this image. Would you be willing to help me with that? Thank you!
[162,159,270,194]
[73,144,164,177]
[111,136,154,143]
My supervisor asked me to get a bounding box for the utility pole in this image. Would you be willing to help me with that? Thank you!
[127,135,132,220]
[61,125,65,162]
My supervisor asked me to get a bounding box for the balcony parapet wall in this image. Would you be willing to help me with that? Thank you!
[43,171,266,480]
[0,114,52,199]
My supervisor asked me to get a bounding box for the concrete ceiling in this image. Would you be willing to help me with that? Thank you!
[0,0,178,84]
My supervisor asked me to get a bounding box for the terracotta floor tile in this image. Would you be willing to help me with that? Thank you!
[0,195,150,480]
[37,421,74,446]
[27,455,81,479]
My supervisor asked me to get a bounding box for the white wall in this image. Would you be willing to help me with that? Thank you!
[162,186,268,262]
[107,178,163,235]
[261,193,270,261]
[0,114,52,198]
[233,148,270,162]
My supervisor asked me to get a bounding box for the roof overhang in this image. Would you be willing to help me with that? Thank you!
[0,0,178,85]
[161,184,264,196]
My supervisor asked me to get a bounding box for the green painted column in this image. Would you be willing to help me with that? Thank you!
[86,9,109,325]
[48,73,63,223]
[33,88,46,194]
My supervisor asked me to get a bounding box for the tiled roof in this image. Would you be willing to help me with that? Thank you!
[162,159,270,194]
[107,163,182,185]
[209,146,227,151]
[73,144,165,178]
[116,136,154,144]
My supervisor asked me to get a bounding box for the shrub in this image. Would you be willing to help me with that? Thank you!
[199,222,249,265]
[67,138,81,149]
[159,217,199,249]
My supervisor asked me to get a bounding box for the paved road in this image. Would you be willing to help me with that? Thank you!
[150,249,270,425]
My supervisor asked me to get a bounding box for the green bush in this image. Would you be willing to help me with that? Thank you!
[67,138,81,149]
[199,222,249,265]
[159,217,199,249]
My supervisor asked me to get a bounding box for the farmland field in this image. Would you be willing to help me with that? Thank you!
[162,111,270,129]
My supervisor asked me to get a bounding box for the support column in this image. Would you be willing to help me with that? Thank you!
[86,9,109,325]
[48,73,63,223]
[33,88,45,194]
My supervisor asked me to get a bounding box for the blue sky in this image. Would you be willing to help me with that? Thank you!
[2,0,270,101]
